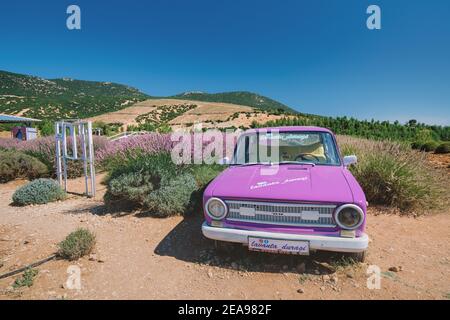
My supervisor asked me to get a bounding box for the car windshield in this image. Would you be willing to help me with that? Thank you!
[232,131,341,166]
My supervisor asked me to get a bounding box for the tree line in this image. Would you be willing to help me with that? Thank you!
[257,116,450,142]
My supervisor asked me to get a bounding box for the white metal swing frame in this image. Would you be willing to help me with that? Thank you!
[55,120,96,197]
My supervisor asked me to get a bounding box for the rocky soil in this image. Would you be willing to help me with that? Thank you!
[0,178,449,300]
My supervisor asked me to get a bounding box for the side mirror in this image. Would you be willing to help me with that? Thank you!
[343,155,357,167]
[219,157,231,165]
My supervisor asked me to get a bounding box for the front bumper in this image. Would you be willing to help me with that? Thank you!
[202,222,369,253]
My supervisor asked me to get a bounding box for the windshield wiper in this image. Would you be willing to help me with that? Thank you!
[232,161,316,167]
[231,162,271,167]
[278,161,316,167]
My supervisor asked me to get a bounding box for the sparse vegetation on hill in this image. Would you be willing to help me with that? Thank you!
[135,104,197,125]
[127,103,197,132]
[172,91,296,114]
[0,70,149,120]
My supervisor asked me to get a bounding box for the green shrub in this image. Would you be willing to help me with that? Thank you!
[420,141,439,152]
[187,164,225,213]
[189,164,225,187]
[338,136,448,213]
[104,153,223,217]
[105,153,184,212]
[0,150,48,183]
[108,171,155,204]
[435,142,450,154]
[13,268,39,289]
[105,153,179,201]
[12,178,66,206]
[144,173,197,217]
[411,141,422,150]
[58,228,96,261]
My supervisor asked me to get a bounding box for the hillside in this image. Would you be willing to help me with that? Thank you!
[171,91,297,114]
[0,71,296,121]
[87,98,296,132]
[0,70,149,120]
[1,70,448,143]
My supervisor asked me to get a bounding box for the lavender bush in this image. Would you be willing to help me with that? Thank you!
[0,136,108,179]
[97,131,238,170]
[96,133,173,169]
[1,131,236,177]
[0,138,22,150]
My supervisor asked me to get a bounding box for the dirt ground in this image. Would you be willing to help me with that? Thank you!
[0,176,449,300]
[427,152,450,171]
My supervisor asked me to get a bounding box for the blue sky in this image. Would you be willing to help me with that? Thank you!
[0,0,449,125]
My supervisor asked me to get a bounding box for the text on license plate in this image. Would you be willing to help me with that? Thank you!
[248,237,310,255]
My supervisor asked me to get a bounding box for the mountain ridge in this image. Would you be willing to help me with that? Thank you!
[0,70,149,120]
[171,91,297,114]
[0,70,295,120]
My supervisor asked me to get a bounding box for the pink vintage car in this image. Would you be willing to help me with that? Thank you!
[202,126,368,261]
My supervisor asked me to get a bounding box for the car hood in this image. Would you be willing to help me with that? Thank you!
[208,164,354,203]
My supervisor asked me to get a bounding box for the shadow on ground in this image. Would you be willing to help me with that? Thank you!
[63,200,137,217]
[154,215,355,275]
[62,199,359,275]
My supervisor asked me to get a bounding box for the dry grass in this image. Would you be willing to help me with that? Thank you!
[337,135,449,214]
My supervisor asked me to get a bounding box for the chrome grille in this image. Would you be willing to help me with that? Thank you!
[225,200,336,227]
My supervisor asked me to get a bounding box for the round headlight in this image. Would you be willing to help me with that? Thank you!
[335,204,364,230]
[206,198,228,220]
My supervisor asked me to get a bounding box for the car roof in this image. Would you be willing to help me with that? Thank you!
[244,126,334,135]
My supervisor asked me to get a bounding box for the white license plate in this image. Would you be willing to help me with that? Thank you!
[248,237,310,255]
